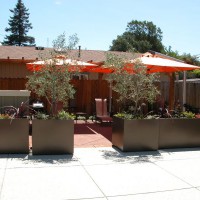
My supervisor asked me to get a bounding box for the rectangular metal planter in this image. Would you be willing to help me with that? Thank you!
[0,119,29,154]
[32,119,74,155]
[112,117,159,152]
[159,118,200,149]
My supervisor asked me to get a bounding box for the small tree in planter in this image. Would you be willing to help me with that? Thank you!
[26,33,79,116]
[105,53,160,118]
[26,33,79,155]
[105,53,161,151]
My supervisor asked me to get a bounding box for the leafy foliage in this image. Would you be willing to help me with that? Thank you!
[55,110,75,120]
[26,33,80,116]
[35,112,49,120]
[110,20,164,53]
[26,60,76,115]
[0,101,30,119]
[52,32,79,52]
[3,0,35,46]
[105,53,160,117]
[114,112,135,120]
[181,111,195,119]
[164,46,200,78]
[34,110,74,120]
[0,114,11,119]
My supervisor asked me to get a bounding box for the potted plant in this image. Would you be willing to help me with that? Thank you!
[26,33,79,155]
[159,111,200,149]
[0,104,29,154]
[105,53,160,151]
[31,110,74,155]
[106,53,200,152]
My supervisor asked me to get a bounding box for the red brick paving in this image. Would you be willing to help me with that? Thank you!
[29,120,112,148]
[74,120,112,148]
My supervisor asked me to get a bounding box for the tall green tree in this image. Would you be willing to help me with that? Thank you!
[110,20,164,53]
[3,0,35,46]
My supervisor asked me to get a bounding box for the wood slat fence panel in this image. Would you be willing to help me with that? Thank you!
[1,78,200,114]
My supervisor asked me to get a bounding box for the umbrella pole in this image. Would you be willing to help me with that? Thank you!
[109,82,112,114]
[183,71,187,111]
[169,73,175,111]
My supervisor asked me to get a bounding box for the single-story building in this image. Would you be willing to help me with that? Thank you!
[0,46,139,114]
[0,46,178,115]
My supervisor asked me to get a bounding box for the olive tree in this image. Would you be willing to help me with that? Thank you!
[105,53,160,117]
[26,33,79,116]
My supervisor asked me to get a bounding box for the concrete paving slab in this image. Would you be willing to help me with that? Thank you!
[84,162,191,196]
[6,154,80,169]
[74,147,124,165]
[82,198,107,200]
[0,169,5,191]
[0,166,104,200]
[0,155,8,169]
[108,188,200,200]
[1,147,200,200]
[155,158,200,187]
[75,147,164,166]
[157,148,200,161]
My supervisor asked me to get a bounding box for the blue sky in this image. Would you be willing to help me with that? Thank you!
[0,0,200,56]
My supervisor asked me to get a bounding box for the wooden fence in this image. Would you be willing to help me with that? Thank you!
[160,81,200,111]
[1,78,200,114]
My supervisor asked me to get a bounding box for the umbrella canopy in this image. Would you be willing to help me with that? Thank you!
[26,57,98,72]
[85,56,200,74]
[129,55,200,110]
[97,54,200,111]
[129,56,200,73]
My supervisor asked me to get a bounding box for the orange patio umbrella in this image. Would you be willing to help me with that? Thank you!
[26,56,98,72]
[89,54,200,111]
[129,56,200,73]
[129,55,200,110]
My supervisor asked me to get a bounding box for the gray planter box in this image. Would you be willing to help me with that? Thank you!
[32,119,74,155]
[159,118,200,149]
[0,119,29,154]
[112,117,159,151]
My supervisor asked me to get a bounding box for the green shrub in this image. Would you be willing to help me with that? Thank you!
[35,112,49,120]
[181,111,195,119]
[55,110,75,120]
[114,112,138,120]
[0,114,11,119]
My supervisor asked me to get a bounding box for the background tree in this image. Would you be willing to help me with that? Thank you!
[3,0,35,46]
[164,46,200,78]
[110,20,164,53]
[52,32,79,52]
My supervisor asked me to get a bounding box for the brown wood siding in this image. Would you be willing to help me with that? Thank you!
[0,62,31,78]
[72,80,114,115]
[0,78,27,90]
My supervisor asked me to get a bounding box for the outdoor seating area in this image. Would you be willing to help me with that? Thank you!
[95,98,113,124]
[1,0,200,198]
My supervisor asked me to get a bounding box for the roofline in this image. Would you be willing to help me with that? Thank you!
[148,50,184,63]
[0,58,36,63]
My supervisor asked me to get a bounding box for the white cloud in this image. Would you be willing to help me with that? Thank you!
[54,0,62,5]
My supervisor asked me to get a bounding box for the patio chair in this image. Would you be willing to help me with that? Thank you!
[95,98,112,124]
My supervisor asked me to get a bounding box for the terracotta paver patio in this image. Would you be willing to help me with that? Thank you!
[29,120,112,149]
[74,120,112,148]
